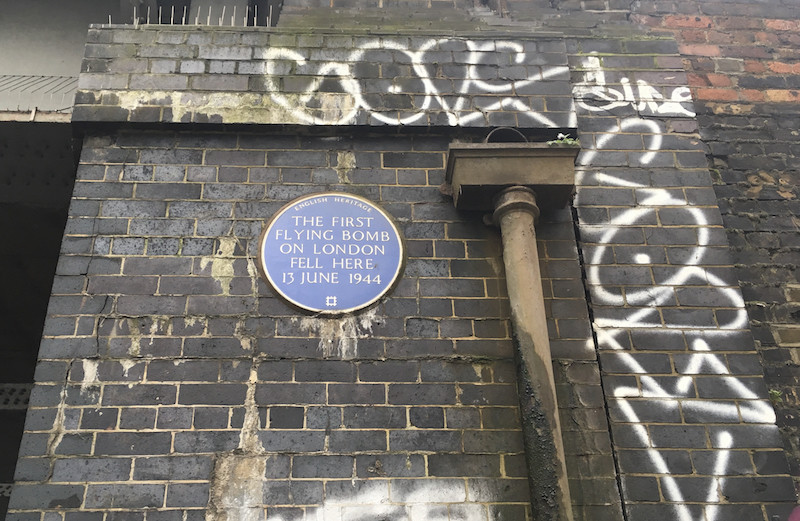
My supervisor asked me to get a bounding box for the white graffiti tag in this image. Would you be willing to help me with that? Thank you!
[113,38,572,126]
[267,480,492,520]
[260,39,568,126]
[575,57,778,521]
[574,54,695,117]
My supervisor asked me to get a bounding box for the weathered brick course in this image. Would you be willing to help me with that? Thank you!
[10,2,800,518]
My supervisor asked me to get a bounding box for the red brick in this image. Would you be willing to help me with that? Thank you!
[706,73,733,87]
[687,72,709,87]
[706,30,734,45]
[768,61,795,74]
[740,89,766,102]
[716,17,764,31]
[730,31,757,46]
[694,87,739,101]
[664,15,712,28]
[765,19,800,32]
[680,29,708,43]
[679,44,721,57]
[744,60,767,74]
[754,32,781,46]
[764,89,800,102]
[687,72,732,89]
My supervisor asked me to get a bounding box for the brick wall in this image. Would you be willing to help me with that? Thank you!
[7,12,799,521]
[9,122,618,519]
[568,34,796,519]
[501,0,800,500]
[73,27,573,129]
[629,0,800,499]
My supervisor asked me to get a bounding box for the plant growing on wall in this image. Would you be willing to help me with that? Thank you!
[546,133,580,146]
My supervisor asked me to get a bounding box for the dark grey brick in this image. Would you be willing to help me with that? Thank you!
[263,480,323,505]
[259,431,325,452]
[192,407,230,429]
[51,458,132,482]
[13,458,52,481]
[720,476,796,502]
[389,430,461,452]
[463,430,524,453]
[329,384,386,404]
[358,361,419,382]
[174,431,239,453]
[269,407,304,429]
[255,383,325,405]
[133,456,214,481]
[179,384,247,405]
[343,406,406,429]
[165,482,210,508]
[409,407,444,428]
[617,449,692,474]
[8,484,84,509]
[102,384,176,406]
[157,407,193,429]
[355,454,425,478]
[79,408,117,432]
[84,484,165,508]
[292,455,354,478]
[136,183,203,201]
[295,361,355,382]
[388,384,456,405]
[139,149,203,165]
[95,432,171,455]
[328,430,387,452]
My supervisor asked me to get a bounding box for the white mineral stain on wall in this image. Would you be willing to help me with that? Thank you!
[201,237,239,296]
[206,455,266,521]
[119,359,136,377]
[46,388,68,455]
[234,319,253,352]
[297,308,382,359]
[335,150,356,183]
[80,359,98,394]
[126,317,142,357]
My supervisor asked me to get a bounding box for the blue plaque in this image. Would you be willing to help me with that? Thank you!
[258,192,405,314]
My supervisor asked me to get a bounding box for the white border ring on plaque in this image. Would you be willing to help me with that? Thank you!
[257,192,405,314]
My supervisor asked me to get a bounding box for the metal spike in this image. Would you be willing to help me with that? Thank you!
[108,14,112,24]
[220,5,225,25]
[171,5,175,24]
[254,5,258,26]
[232,5,236,26]
[245,5,249,26]
[158,6,162,24]
[183,6,187,24]
[207,5,211,25]
[268,5,273,27]
[133,6,138,27]
[147,5,151,23]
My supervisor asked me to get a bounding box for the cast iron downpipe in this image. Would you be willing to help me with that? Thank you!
[494,186,573,521]
[445,140,578,521]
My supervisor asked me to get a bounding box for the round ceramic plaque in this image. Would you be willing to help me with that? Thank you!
[258,192,405,314]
